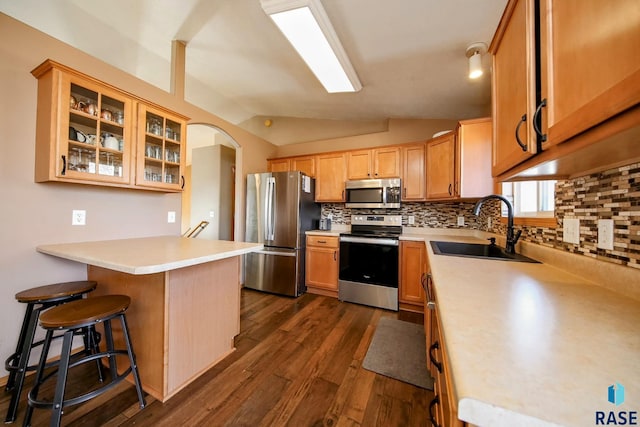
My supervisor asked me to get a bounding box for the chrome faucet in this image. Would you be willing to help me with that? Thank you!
[472,194,522,254]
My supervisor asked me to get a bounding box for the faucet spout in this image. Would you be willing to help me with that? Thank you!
[473,194,521,254]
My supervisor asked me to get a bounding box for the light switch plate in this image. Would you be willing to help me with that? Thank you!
[457,216,465,226]
[563,218,580,245]
[167,211,176,223]
[597,219,614,250]
[408,215,415,225]
[72,210,86,226]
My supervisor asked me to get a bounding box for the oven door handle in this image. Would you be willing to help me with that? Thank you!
[339,236,399,246]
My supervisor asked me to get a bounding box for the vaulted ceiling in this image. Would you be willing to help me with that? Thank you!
[1,0,508,144]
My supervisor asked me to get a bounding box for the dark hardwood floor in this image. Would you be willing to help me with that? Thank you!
[2,289,432,426]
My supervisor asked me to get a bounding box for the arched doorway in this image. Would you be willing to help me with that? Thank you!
[183,123,242,241]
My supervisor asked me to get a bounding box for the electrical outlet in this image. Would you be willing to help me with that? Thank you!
[72,210,86,225]
[597,219,614,250]
[457,216,465,226]
[408,215,415,225]
[563,218,580,245]
[167,211,176,223]
[209,211,215,218]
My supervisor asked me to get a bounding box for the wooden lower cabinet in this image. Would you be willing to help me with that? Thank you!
[399,241,426,311]
[425,271,465,427]
[305,235,339,297]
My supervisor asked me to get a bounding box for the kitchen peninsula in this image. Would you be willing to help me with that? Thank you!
[36,236,263,402]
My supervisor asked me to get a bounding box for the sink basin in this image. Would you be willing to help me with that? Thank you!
[430,241,539,263]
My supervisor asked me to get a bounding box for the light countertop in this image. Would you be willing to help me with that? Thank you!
[37,236,263,275]
[411,232,640,427]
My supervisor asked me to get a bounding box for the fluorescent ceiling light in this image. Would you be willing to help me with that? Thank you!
[261,0,362,93]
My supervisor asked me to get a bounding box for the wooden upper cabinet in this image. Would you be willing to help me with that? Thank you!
[267,158,290,173]
[315,152,347,202]
[346,149,371,179]
[32,61,134,186]
[490,0,538,176]
[291,156,315,177]
[401,143,426,201]
[347,147,400,179]
[374,147,401,178]
[540,0,640,146]
[31,59,188,192]
[426,132,456,200]
[456,118,493,198]
[135,103,187,192]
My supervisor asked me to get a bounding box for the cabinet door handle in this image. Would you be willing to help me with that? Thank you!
[333,250,337,261]
[61,155,66,175]
[403,187,407,198]
[429,341,443,373]
[448,183,452,196]
[317,240,327,244]
[515,114,528,151]
[429,396,441,427]
[533,98,548,143]
[341,190,345,200]
[181,175,185,189]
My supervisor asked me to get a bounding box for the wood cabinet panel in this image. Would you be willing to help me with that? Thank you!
[401,143,426,201]
[374,147,401,178]
[399,241,426,309]
[306,236,339,295]
[346,149,372,179]
[490,0,538,176]
[268,158,291,173]
[456,118,493,198]
[542,0,640,146]
[315,153,347,202]
[426,132,456,200]
[291,156,315,177]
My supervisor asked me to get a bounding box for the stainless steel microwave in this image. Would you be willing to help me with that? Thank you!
[344,178,401,209]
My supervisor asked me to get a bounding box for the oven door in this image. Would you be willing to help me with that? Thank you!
[338,236,399,287]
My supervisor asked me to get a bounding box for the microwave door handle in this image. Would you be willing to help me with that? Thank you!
[382,188,387,205]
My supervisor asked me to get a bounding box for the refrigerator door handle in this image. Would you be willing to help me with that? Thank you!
[265,177,276,240]
[253,249,296,257]
[264,177,272,241]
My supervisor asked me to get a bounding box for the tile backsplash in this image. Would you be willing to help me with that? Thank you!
[321,162,640,270]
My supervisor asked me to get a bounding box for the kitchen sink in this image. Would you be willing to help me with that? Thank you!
[430,241,540,263]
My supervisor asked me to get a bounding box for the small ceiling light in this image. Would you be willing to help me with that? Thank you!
[466,42,487,79]
[260,0,362,93]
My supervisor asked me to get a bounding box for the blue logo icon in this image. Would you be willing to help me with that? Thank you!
[608,383,625,406]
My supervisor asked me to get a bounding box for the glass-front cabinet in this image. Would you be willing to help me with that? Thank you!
[65,80,132,184]
[32,60,187,192]
[136,104,186,191]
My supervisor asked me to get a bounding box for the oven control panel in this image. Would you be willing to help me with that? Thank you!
[351,215,402,226]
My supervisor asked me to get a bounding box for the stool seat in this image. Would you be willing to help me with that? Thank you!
[40,295,130,329]
[15,280,97,303]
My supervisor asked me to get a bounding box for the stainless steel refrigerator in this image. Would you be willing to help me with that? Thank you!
[244,171,320,296]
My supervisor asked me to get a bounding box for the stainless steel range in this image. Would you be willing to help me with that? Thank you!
[338,215,402,311]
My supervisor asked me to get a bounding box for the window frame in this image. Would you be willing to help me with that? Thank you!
[495,181,557,228]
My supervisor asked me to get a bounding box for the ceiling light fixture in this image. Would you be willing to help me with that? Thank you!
[466,42,487,79]
[260,0,362,93]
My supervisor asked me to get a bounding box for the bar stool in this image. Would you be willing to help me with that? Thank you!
[4,281,100,424]
[24,294,146,427]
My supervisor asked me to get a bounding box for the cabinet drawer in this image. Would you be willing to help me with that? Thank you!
[307,235,339,248]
